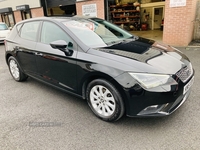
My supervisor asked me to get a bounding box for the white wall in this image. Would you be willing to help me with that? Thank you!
[0,0,41,10]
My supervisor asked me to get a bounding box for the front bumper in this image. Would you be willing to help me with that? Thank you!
[124,75,194,117]
[136,88,191,117]
[0,37,5,43]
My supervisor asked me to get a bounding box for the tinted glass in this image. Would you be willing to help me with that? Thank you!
[0,24,8,30]
[20,21,40,41]
[41,21,71,44]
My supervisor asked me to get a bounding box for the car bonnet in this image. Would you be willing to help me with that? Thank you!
[89,37,190,75]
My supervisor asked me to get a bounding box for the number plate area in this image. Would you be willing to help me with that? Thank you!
[183,76,194,95]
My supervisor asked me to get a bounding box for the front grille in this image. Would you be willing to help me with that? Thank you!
[176,63,193,83]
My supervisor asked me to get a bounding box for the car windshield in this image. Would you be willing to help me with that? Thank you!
[0,24,8,30]
[63,18,133,48]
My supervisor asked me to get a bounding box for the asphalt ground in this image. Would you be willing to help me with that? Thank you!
[0,44,200,150]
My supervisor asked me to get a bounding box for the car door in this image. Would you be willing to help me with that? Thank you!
[35,21,78,92]
[14,21,41,76]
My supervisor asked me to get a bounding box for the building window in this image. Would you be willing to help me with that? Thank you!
[1,13,15,27]
[16,5,32,20]
[21,10,32,20]
[0,7,15,27]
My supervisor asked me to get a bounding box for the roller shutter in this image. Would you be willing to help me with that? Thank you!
[46,0,76,8]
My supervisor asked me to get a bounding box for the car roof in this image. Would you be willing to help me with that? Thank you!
[12,16,99,52]
[15,16,97,25]
[14,17,69,24]
[0,22,6,24]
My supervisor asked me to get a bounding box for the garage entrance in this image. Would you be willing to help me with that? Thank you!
[46,0,76,16]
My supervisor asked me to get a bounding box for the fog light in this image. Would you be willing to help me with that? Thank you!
[138,104,164,116]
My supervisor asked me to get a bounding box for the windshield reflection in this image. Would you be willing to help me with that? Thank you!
[63,18,133,48]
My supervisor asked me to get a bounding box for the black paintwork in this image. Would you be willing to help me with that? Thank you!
[5,17,194,117]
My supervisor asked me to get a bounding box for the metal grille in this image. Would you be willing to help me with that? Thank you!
[176,63,193,83]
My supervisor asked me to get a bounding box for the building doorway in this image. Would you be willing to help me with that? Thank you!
[1,13,15,27]
[16,5,32,20]
[0,7,15,27]
[152,6,164,30]
[104,0,115,22]
[21,11,31,20]
[48,5,76,16]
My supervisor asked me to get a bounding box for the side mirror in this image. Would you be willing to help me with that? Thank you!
[9,27,12,30]
[50,40,73,56]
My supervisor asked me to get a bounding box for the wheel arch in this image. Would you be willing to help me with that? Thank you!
[6,53,26,74]
[5,53,13,65]
[7,55,28,82]
[80,72,128,110]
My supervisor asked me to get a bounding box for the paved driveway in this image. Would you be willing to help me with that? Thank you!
[0,44,200,150]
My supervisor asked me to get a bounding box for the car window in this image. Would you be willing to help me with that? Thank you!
[0,24,8,30]
[41,21,71,45]
[20,21,40,41]
[91,18,133,38]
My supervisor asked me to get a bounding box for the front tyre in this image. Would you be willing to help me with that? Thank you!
[86,79,124,122]
[8,56,28,82]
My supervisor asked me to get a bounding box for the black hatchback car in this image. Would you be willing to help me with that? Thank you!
[5,17,194,122]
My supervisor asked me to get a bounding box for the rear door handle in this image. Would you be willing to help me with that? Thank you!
[35,52,43,56]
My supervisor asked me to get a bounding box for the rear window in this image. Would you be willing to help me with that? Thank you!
[0,24,8,30]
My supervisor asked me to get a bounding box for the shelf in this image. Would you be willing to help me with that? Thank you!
[113,21,139,24]
[113,16,140,19]
[110,4,140,8]
[111,10,140,13]
[110,4,141,30]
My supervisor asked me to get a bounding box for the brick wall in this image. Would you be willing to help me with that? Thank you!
[76,0,105,19]
[163,0,197,46]
[14,11,22,23]
[31,7,44,18]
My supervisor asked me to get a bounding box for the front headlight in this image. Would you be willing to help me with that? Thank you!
[129,73,177,89]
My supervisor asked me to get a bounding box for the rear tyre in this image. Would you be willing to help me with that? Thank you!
[86,79,124,122]
[8,56,28,82]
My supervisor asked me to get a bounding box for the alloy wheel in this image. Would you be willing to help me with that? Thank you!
[89,85,116,117]
[9,59,20,79]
